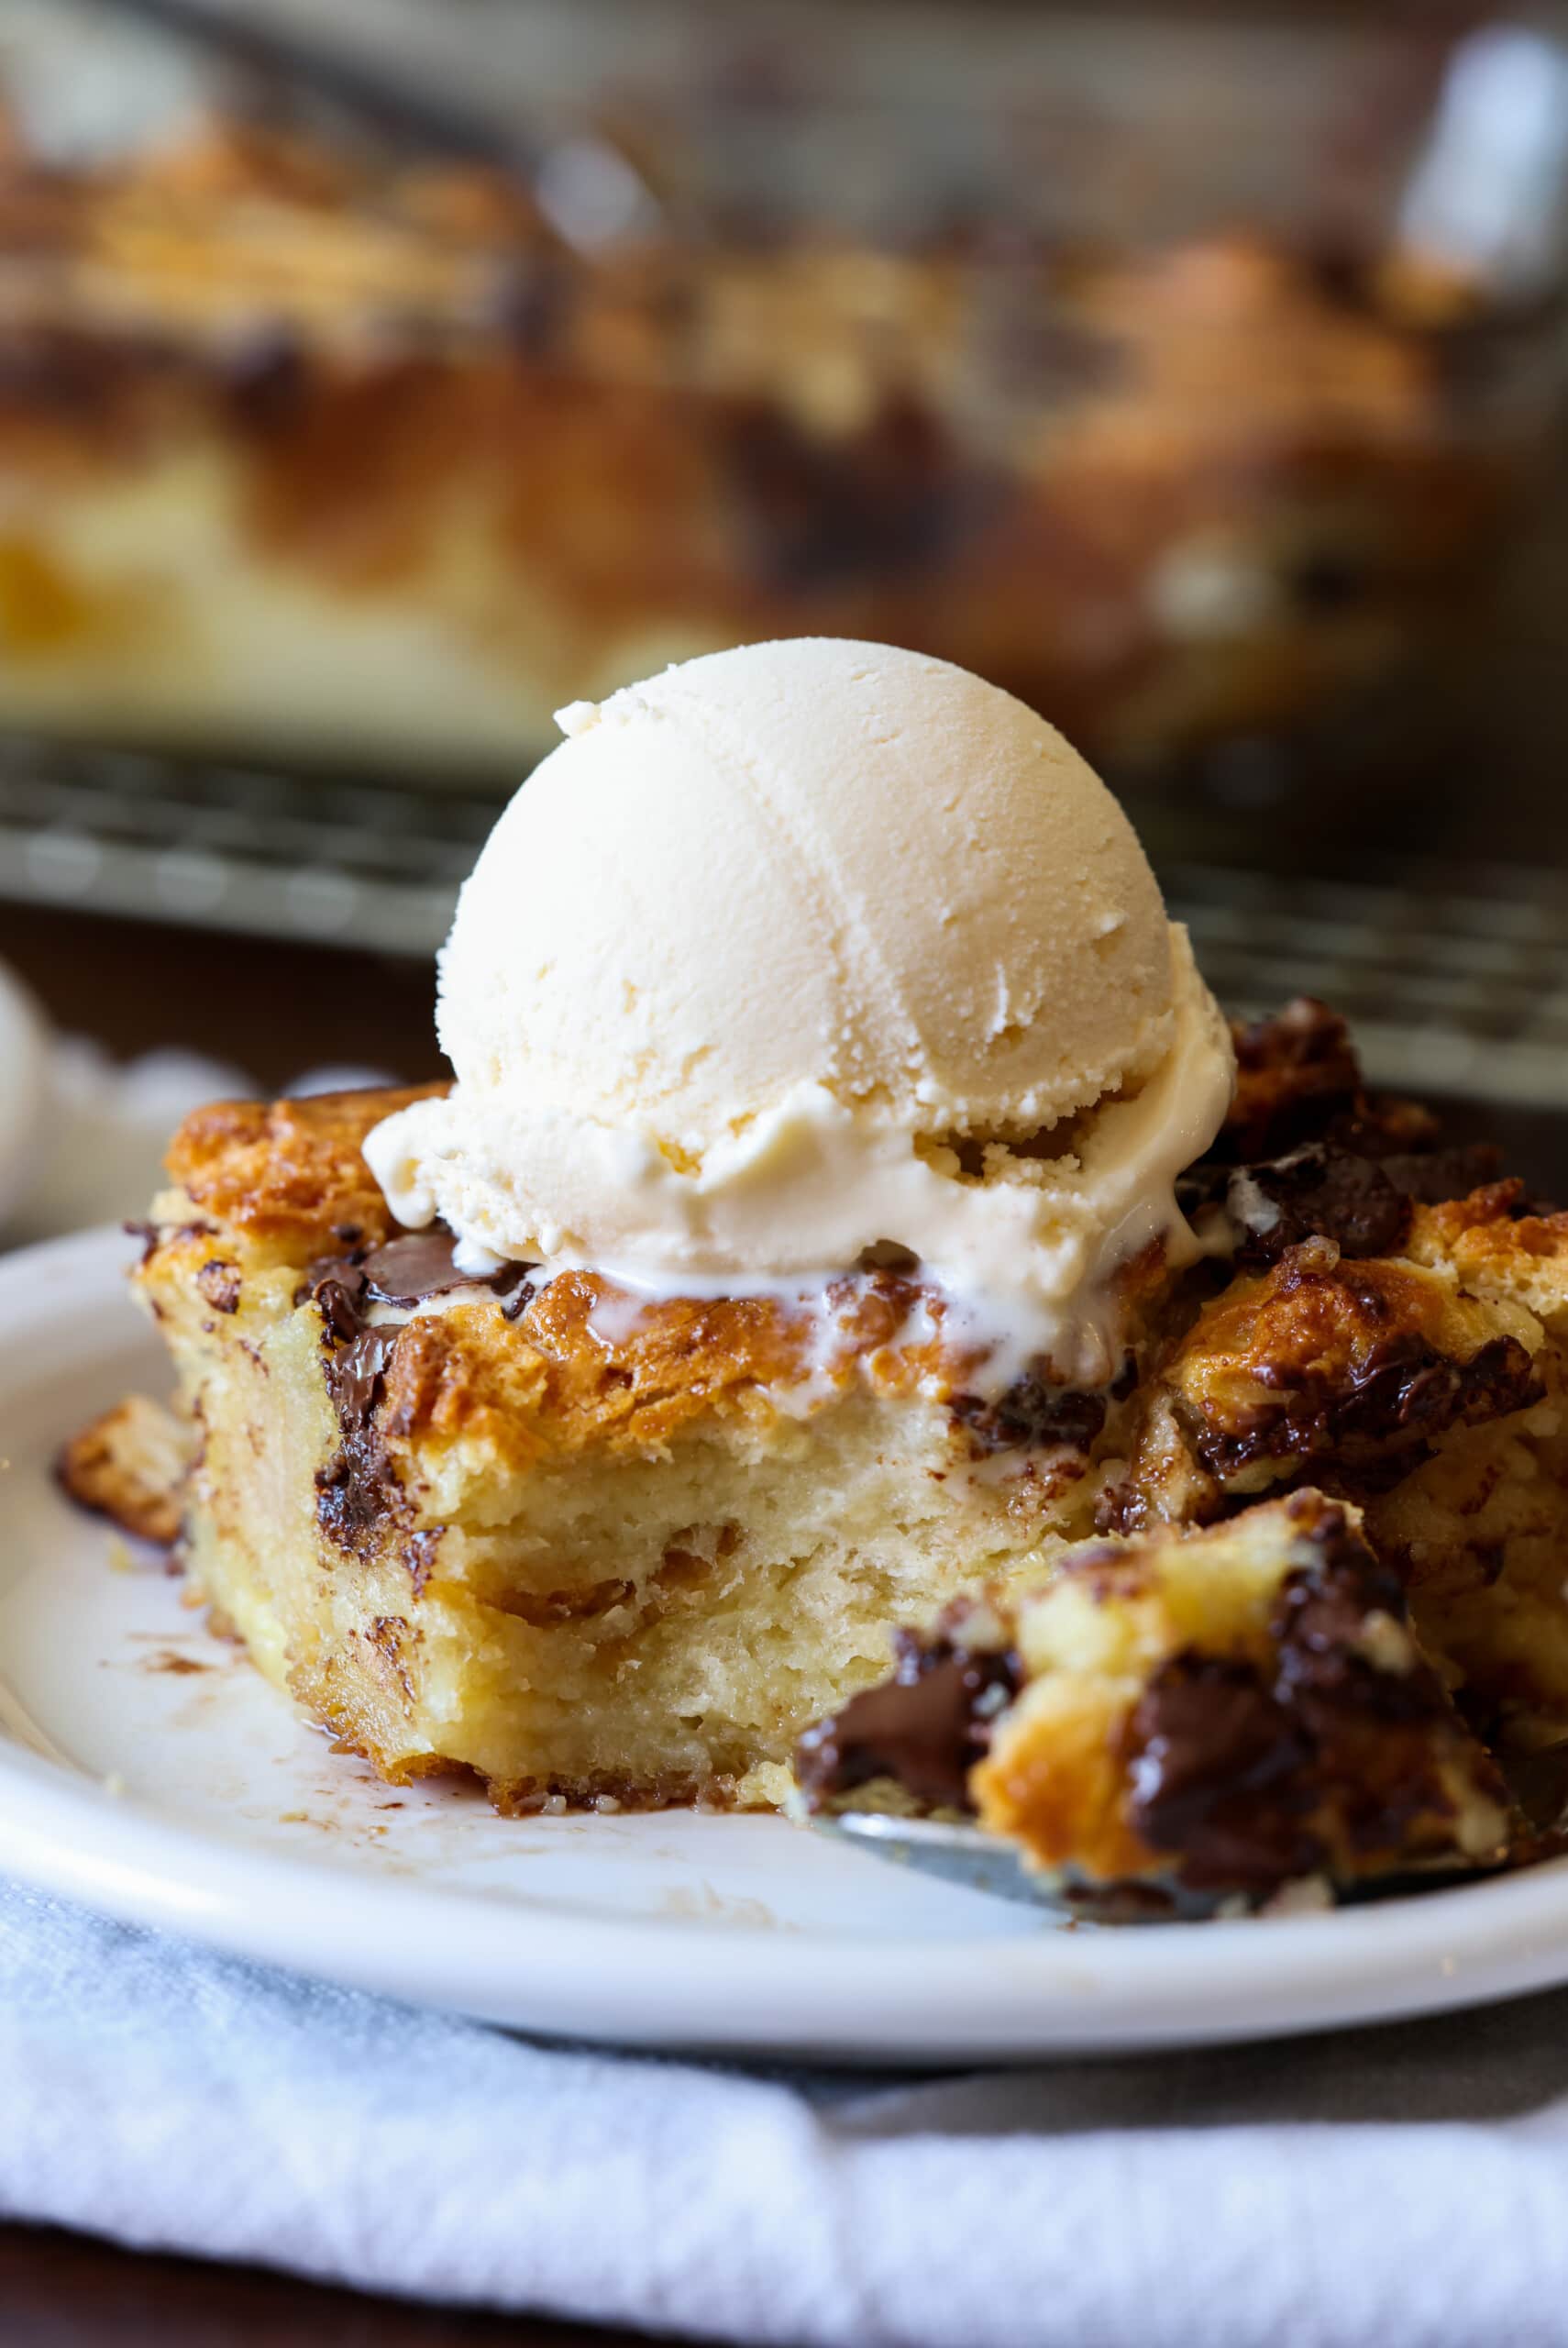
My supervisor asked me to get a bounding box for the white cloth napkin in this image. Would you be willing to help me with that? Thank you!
[6,1879,1568,2347]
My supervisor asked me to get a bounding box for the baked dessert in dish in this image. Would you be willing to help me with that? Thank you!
[105,640,1568,1908]
[0,86,1529,780]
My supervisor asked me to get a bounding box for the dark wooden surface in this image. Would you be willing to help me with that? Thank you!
[3,903,445,1092]
[0,2225,701,2346]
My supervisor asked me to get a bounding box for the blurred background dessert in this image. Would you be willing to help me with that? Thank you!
[2,0,1568,1236]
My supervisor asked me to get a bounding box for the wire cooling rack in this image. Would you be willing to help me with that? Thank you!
[2,733,1565,1110]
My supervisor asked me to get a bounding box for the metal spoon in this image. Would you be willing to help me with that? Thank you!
[811,1811,1228,1923]
[812,1809,1499,1923]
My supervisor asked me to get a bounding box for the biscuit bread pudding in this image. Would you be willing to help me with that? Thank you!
[103,639,1568,1892]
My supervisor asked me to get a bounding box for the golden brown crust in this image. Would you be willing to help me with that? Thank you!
[150,1075,980,1457]
[1113,1235,1542,1527]
[378,1267,962,1471]
[165,1083,446,1260]
[56,1394,191,1545]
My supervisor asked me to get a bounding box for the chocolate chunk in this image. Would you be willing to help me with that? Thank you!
[1225,1145,1412,1268]
[303,1228,528,1554]
[358,1229,529,1307]
[300,1259,370,1341]
[1220,998,1363,1162]
[1269,1530,1415,1725]
[1126,1652,1318,1892]
[1376,1144,1504,1205]
[795,1631,1022,1812]
[315,1323,402,1548]
[857,1239,921,1275]
[1127,1502,1482,1892]
[300,1227,535,1318]
[724,393,980,591]
[195,1258,242,1315]
[1209,999,1506,1235]
[326,1325,399,1432]
[952,1375,1107,1456]
[315,1324,401,1547]
[1184,1124,1509,1277]
[1175,1241,1543,1487]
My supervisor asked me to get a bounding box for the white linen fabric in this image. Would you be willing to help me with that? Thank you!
[4,1877,1568,2348]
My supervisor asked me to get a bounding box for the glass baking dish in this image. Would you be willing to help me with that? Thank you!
[0,0,1562,808]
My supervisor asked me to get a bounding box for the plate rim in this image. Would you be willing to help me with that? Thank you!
[7,1223,1568,2062]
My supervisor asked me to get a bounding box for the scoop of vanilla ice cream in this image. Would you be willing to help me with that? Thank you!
[366,639,1234,1388]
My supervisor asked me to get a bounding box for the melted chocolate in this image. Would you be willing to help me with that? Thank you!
[299,1225,535,1318]
[1125,1501,1496,1892]
[1222,1145,1412,1268]
[299,1257,369,1338]
[1126,1653,1319,1892]
[795,1630,1023,1811]
[315,1324,402,1546]
[803,1496,1501,1897]
[301,1224,536,1557]
[358,1229,535,1308]
[1181,1131,1507,1277]
[1187,1274,1541,1481]
[951,1375,1108,1456]
[326,1325,399,1431]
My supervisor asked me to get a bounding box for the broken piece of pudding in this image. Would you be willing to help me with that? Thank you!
[796,1490,1511,1904]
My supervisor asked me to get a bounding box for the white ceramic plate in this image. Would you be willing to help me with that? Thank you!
[7,1225,1568,2065]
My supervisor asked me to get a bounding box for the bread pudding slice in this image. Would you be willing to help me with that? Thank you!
[136,1083,1149,1811]
[797,1490,1511,1903]
[121,999,1568,1829]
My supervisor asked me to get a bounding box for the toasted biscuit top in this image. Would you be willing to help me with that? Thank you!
[152,1084,1000,1448]
[377,1268,957,1470]
[165,1083,447,1261]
